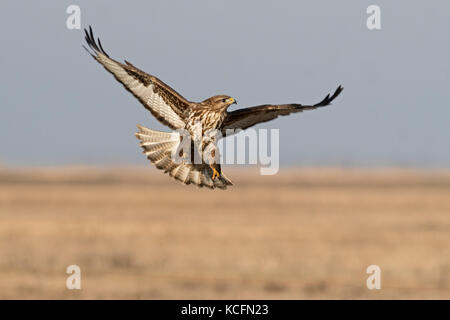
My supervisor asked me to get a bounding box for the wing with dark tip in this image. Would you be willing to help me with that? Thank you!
[83,26,190,129]
[221,86,343,132]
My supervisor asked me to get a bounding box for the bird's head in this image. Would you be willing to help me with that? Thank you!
[202,95,237,110]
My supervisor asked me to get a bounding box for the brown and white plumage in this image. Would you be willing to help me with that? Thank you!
[84,26,343,189]
[84,27,188,130]
[222,86,343,133]
[135,125,232,188]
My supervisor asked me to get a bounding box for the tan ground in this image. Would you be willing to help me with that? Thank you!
[0,167,449,299]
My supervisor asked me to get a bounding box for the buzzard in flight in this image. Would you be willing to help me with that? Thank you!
[84,26,343,189]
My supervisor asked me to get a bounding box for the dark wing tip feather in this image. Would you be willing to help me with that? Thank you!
[314,85,344,107]
[83,25,109,57]
[82,45,95,58]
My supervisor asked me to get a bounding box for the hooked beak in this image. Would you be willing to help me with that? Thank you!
[227,97,237,105]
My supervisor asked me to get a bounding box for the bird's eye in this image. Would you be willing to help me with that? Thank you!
[222,98,227,103]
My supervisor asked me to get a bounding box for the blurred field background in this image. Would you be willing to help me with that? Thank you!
[1,167,449,299]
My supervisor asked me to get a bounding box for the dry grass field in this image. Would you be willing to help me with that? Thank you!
[0,167,450,299]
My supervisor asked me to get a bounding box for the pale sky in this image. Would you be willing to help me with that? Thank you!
[1,1,449,167]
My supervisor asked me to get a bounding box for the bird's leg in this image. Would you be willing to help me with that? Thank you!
[210,164,221,180]
[205,142,221,180]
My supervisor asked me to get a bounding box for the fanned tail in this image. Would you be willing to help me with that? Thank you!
[135,125,233,189]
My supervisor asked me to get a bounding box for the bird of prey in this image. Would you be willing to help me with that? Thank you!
[83,26,343,189]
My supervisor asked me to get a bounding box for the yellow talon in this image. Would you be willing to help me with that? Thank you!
[212,167,220,180]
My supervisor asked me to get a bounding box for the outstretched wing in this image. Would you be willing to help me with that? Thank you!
[222,86,343,132]
[83,26,189,129]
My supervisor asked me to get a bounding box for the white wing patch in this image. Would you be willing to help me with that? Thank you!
[96,54,185,129]
[146,83,186,128]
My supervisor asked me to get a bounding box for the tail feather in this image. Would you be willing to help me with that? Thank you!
[154,156,176,171]
[189,170,201,186]
[136,124,176,140]
[145,148,171,163]
[135,125,233,189]
[200,169,215,188]
[172,164,190,183]
[140,141,178,152]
